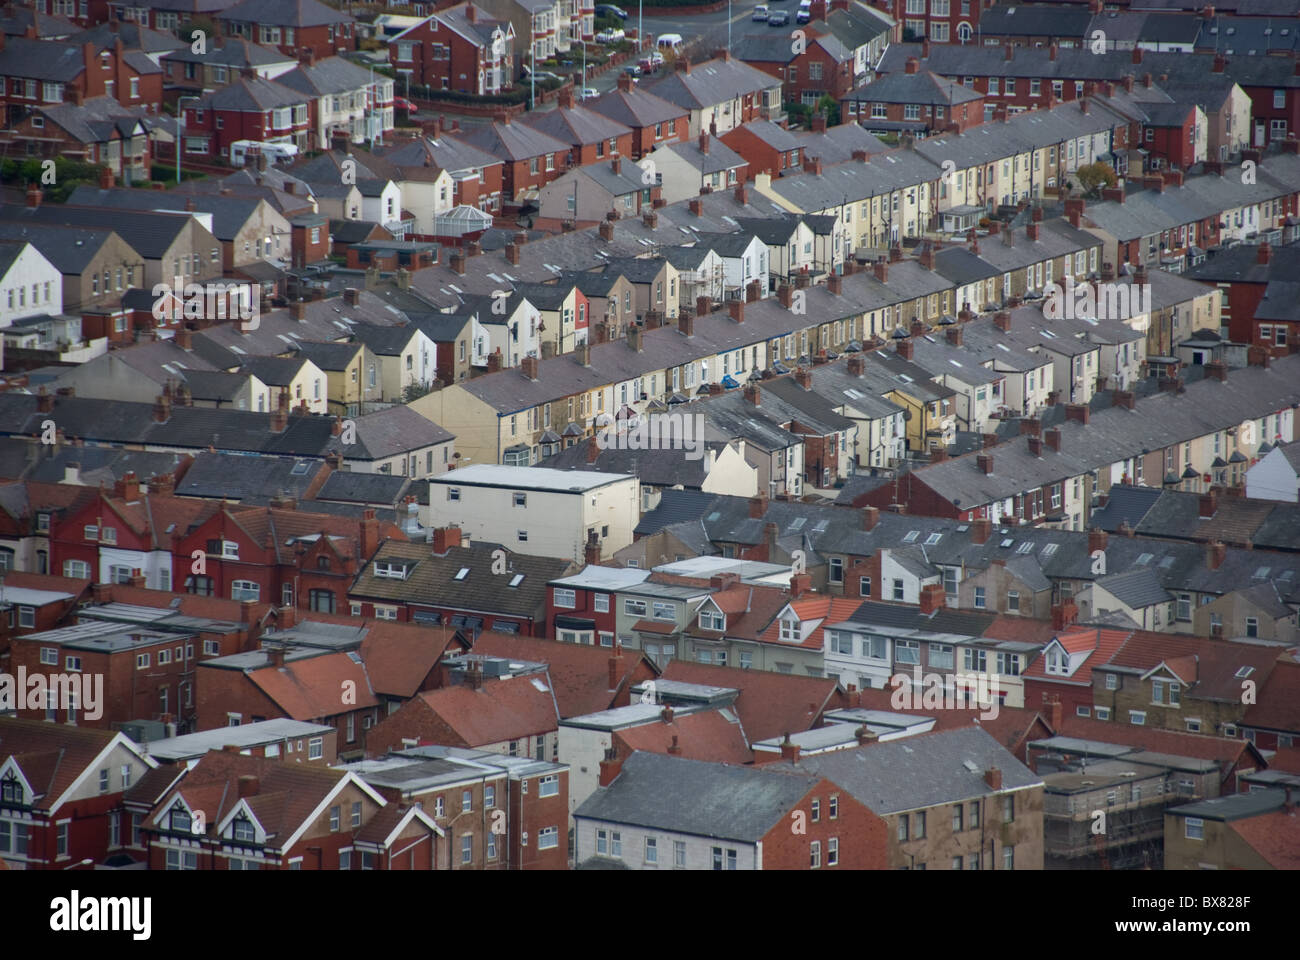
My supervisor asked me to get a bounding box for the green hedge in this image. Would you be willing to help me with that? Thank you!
[0,157,108,203]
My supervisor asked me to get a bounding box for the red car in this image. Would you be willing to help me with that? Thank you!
[394,96,418,113]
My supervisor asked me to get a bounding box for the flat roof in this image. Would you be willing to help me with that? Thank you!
[1167,788,1289,821]
[550,567,652,590]
[24,620,193,652]
[652,557,794,582]
[560,702,702,731]
[631,679,739,702]
[430,464,636,492]
[147,719,334,761]
[0,587,75,606]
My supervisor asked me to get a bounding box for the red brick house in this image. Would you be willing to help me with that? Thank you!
[842,60,985,135]
[721,119,805,181]
[0,97,154,184]
[523,87,634,168]
[389,2,514,95]
[1241,656,1300,752]
[0,34,162,123]
[1138,101,1199,172]
[348,529,577,635]
[182,74,312,161]
[0,570,91,661]
[141,750,439,869]
[735,30,857,107]
[587,73,690,161]
[366,662,561,760]
[454,113,572,206]
[1021,625,1132,720]
[0,717,158,870]
[174,503,404,611]
[215,0,357,62]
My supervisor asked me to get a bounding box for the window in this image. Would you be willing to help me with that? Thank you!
[308,737,323,760]
[1185,817,1203,840]
[462,789,472,813]
[166,849,197,870]
[624,598,647,617]
[859,577,871,597]
[231,580,259,602]
[1002,845,1014,870]
[553,588,576,608]
[41,647,58,665]
[461,834,473,864]
[810,840,821,868]
[892,579,904,601]
[895,639,920,665]
[973,586,986,609]
[1002,795,1014,823]
[1105,673,1118,691]
[914,811,926,838]
[811,798,821,823]
[644,836,658,863]
[827,837,839,866]
[898,816,909,842]
[674,840,686,868]
[539,774,559,797]
[1129,710,1146,726]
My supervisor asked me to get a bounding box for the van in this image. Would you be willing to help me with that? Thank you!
[656,33,683,50]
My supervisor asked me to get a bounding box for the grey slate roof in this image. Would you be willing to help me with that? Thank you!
[175,452,325,499]
[1092,567,1173,609]
[215,0,354,27]
[794,726,1041,815]
[643,58,781,112]
[0,222,122,275]
[574,750,821,842]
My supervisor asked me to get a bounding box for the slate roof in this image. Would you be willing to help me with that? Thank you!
[277,57,376,97]
[643,58,781,112]
[847,70,983,106]
[0,36,93,81]
[350,541,574,618]
[793,726,1042,814]
[215,0,354,27]
[174,452,325,499]
[456,119,571,163]
[585,86,687,128]
[0,204,195,261]
[1091,567,1173,609]
[34,97,152,146]
[522,104,633,148]
[199,76,308,112]
[161,36,295,67]
[574,750,820,842]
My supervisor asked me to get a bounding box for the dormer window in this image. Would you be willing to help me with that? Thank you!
[232,817,255,843]
[373,561,408,580]
[0,773,24,804]
[699,609,724,631]
[169,804,192,834]
[779,617,799,642]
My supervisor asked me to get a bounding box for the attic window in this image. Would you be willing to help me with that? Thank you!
[454,567,470,581]
[925,533,942,545]
[291,461,311,476]
[789,518,806,531]
[1235,666,1254,679]
[374,561,408,580]
[509,573,524,587]
[1136,553,1153,565]
[1252,566,1270,580]
[1041,543,1058,557]
[1000,538,1014,548]
[903,530,920,543]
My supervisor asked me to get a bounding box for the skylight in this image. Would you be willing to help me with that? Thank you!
[509,574,524,587]
[789,517,807,531]
[454,567,470,581]
[1136,553,1153,565]
[925,533,942,545]
[1252,566,1270,580]
[1041,543,1058,557]
[1235,666,1254,678]
[1016,541,1034,554]
[903,530,920,543]
[1000,538,1014,547]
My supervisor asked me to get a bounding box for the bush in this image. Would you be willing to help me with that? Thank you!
[1076,161,1117,195]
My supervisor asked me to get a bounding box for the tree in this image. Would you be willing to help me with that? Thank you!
[1075,161,1117,196]
[402,382,434,403]
[816,95,840,127]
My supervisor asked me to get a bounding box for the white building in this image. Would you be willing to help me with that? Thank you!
[0,241,62,328]
[428,464,639,561]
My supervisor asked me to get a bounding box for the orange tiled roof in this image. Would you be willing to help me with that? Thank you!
[405,674,559,747]
[1243,657,1300,734]
[660,660,838,743]
[756,595,861,650]
[247,651,380,719]
[1227,810,1300,869]
[614,708,752,765]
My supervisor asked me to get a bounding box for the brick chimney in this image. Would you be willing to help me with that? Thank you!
[689,197,702,216]
[238,774,260,798]
[905,57,919,74]
[1088,528,1108,554]
[977,453,993,475]
[862,505,879,531]
[994,310,1010,332]
[749,493,768,518]
[432,526,462,554]
[873,259,888,282]
[1065,403,1090,425]
[808,156,822,176]
[1199,489,1218,519]
[25,183,41,208]
[1256,241,1272,265]
[919,583,945,615]
[790,573,811,598]
[1028,435,1042,456]
[743,382,760,406]
[598,747,624,786]
[1047,696,1063,731]
[153,392,172,423]
[779,732,801,764]
[679,310,694,337]
[1044,428,1062,451]
[729,300,744,323]
[946,326,963,347]
[1051,601,1079,630]
[1206,540,1226,570]
[985,767,1002,789]
[794,366,812,389]
[896,339,913,361]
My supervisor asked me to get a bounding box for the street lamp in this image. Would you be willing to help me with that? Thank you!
[176,95,201,184]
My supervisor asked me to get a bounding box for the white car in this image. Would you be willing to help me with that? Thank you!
[649,50,664,65]
[595,28,625,42]
[753,4,769,18]
[582,86,599,99]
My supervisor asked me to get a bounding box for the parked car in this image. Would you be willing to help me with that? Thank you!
[596,3,628,18]
[393,96,418,113]
[649,50,665,65]
[595,28,625,42]
[796,5,811,21]
[582,87,600,100]
[767,9,789,24]
[638,56,655,72]
[753,4,769,18]
[624,63,642,77]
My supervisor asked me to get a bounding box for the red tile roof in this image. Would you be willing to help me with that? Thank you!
[1242,656,1300,734]
[154,750,349,846]
[1022,626,1130,687]
[398,674,560,747]
[981,616,1061,645]
[1227,809,1300,869]
[246,651,380,719]
[1264,745,1300,775]
[660,660,838,743]
[0,718,139,814]
[359,622,463,699]
[1103,632,1282,702]
[755,595,861,650]
[613,707,752,765]
[469,632,656,717]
